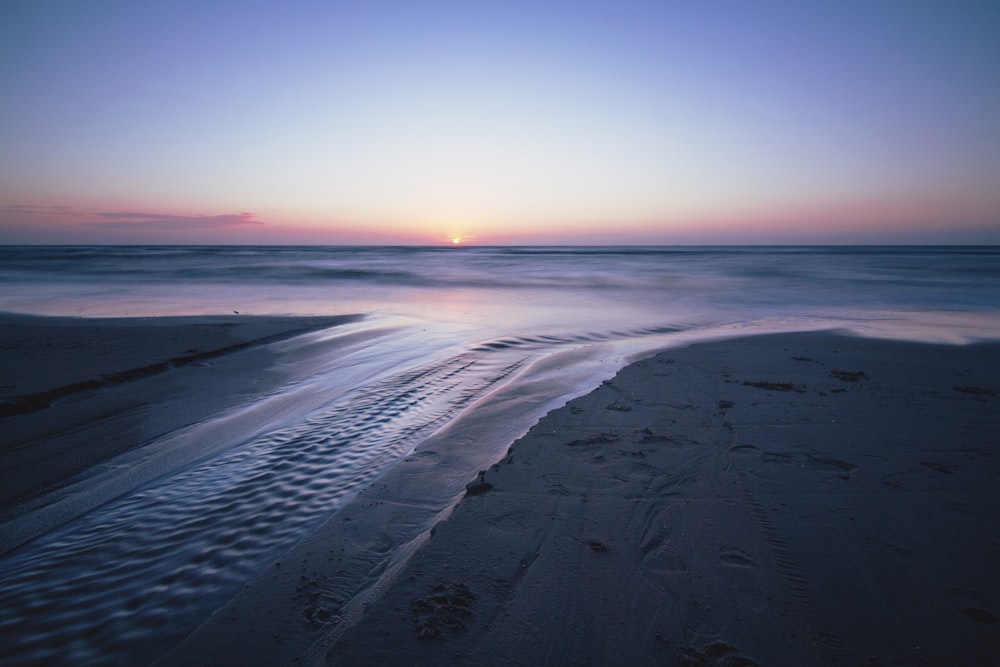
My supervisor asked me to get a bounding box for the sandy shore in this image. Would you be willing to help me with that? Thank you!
[5,324,1000,665]
[0,314,359,535]
[165,332,1000,666]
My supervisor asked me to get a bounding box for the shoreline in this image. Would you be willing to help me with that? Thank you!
[170,332,1000,666]
[0,313,360,524]
[3,320,999,664]
[0,313,362,420]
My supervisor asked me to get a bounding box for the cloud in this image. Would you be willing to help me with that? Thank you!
[1,204,264,230]
[89,211,263,229]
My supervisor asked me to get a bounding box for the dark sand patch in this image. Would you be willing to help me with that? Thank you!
[314,333,1000,666]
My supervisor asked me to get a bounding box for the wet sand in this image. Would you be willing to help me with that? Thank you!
[0,313,359,549]
[170,332,1000,666]
[4,323,1000,665]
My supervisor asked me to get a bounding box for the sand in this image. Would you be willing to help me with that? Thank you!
[0,313,359,550]
[167,332,1000,666]
[4,323,1000,665]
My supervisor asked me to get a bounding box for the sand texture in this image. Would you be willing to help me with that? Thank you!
[0,314,358,547]
[308,333,1000,666]
[5,325,1000,665]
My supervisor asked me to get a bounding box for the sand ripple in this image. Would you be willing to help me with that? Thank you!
[0,319,856,664]
[0,345,528,665]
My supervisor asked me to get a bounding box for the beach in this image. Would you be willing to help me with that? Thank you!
[0,314,360,521]
[5,0,1000,659]
[150,331,1000,666]
[2,246,1000,665]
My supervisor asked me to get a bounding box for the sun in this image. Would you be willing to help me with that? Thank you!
[450,236,463,245]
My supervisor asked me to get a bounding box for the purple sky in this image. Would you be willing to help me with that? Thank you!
[2,0,999,244]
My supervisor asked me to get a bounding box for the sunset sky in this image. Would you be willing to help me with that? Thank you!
[2,1,999,245]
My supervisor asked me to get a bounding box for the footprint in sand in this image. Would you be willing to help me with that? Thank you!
[719,547,756,569]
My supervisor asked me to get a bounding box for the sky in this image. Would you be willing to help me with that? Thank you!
[1,0,999,245]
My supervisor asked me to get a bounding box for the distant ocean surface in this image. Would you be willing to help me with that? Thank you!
[2,244,1000,664]
[3,245,1000,335]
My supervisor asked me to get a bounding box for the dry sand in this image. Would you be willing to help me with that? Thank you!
[182,332,999,667]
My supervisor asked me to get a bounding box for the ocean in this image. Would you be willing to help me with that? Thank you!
[3,246,999,333]
[1,245,999,664]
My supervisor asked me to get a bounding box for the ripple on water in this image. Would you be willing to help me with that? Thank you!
[0,347,529,665]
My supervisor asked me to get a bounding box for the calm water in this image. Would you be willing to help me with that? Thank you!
[3,245,1000,338]
[1,245,999,664]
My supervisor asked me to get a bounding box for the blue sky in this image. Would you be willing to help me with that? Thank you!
[1,0,999,244]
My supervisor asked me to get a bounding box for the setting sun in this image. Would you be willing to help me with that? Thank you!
[450,237,463,245]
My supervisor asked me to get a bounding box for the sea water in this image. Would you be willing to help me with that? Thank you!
[1,245,998,664]
[2,246,999,337]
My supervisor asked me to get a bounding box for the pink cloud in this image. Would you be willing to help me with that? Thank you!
[1,205,264,230]
[89,211,263,230]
